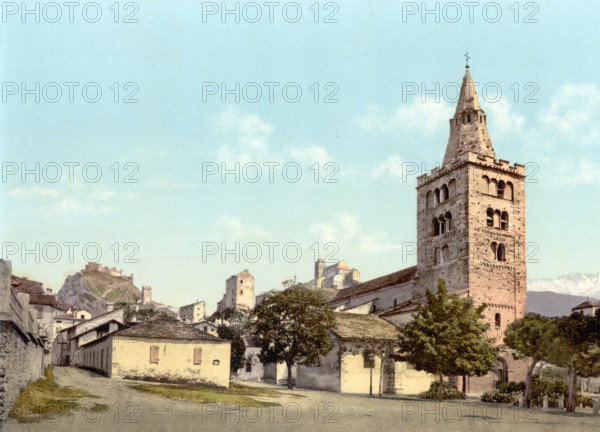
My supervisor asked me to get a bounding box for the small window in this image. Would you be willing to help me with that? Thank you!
[213,359,220,365]
[194,347,203,365]
[445,212,452,231]
[497,243,506,262]
[203,326,208,332]
[495,313,501,328]
[363,351,375,369]
[393,299,397,307]
[486,208,494,227]
[497,181,505,199]
[245,359,252,372]
[501,212,509,230]
[433,218,440,236]
[468,114,471,122]
[150,345,159,364]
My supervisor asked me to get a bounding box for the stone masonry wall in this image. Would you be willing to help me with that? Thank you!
[0,322,45,422]
[0,259,45,424]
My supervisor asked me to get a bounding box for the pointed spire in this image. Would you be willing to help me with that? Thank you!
[442,65,496,166]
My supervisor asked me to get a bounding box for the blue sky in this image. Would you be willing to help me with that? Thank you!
[2,1,599,311]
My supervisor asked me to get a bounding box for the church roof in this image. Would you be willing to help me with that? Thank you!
[443,67,496,166]
[330,266,417,304]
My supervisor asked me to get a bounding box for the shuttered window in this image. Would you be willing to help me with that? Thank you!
[193,347,202,365]
[150,345,159,364]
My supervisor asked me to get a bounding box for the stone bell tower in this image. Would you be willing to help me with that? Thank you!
[416,64,527,391]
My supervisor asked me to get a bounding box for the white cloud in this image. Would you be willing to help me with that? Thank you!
[485,98,525,136]
[211,216,270,239]
[372,154,405,178]
[9,186,59,199]
[288,145,333,165]
[357,101,453,136]
[215,108,273,156]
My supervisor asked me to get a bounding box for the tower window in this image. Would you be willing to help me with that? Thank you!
[439,215,446,234]
[441,184,449,202]
[434,248,441,265]
[486,208,494,227]
[501,212,509,230]
[434,188,440,206]
[495,313,501,328]
[497,181,505,198]
[468,114,471,122]
[393,299,397,307]
[491,242,497,260]
[442,245,450,262]
[433,217,439,236]
[426,191,433,209]
[506,182,514,201]
[445,212,452,231]
[497,243,506,261]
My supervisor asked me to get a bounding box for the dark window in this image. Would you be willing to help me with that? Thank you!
[363,351,375,368]
[468,114,471,122]
[487,208,494,227]
[433,218,439,236]
[495,313,501,328]
[245,359,252,372]
[497,243,506,261]
[501,212,509,230]
[393,299,397,307]
[497,181,505,198]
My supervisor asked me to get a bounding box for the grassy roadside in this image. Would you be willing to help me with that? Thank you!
[9,366,108,423]
[129,382,293,407]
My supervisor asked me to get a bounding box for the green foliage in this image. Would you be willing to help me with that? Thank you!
[398,279,497,400]
[504,313,552,360]
[217,325,247,372]
[251,286,336,389]
[420,381,465,400]
[480,377,594,408]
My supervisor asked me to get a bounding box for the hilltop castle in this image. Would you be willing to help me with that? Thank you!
[83,262,134,284]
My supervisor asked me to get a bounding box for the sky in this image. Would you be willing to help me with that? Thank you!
[2,1,600,312]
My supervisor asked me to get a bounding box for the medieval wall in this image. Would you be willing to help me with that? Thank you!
[0,260,45,423]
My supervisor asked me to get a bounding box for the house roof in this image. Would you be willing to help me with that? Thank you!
[28,293,58,306]
[572,300,599,310]
[330,266,417,304]
[116,314,223,341]
[331,312,399,341]
[11,275,45,295]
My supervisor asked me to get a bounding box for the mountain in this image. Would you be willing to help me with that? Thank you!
[527,291,596,317]
[57,270,141,316]
[528,273,600,299]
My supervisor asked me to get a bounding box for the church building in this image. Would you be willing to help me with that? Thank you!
[330,64,528,393]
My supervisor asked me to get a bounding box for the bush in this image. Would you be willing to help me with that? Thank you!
[481,377,592,408]
[420,380,465,400]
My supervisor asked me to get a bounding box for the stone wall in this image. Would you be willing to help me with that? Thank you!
[0,260,45,423]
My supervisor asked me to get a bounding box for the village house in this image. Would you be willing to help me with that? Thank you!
[192,319,218,336]
[78,314,231,387]
[180,300,206,323]
[571,300,599,316]
[51,307,125,366]
[296,313,434,394]
[234,335,264,382]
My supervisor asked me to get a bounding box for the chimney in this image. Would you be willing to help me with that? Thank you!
[46,288,52,295]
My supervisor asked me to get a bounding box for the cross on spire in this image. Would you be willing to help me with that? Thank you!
[464,52,470,68]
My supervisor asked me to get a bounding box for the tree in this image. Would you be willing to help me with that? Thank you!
[503,313,553,408]
[217,325,246,374]
[545,313,597,412]
[398,280,497,401]
[251,287,336,389]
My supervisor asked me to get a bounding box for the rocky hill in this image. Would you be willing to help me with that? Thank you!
[57,270,141,316]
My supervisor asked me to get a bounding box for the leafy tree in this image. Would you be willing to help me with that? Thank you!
[398,280,498,401]
[217,325,246,373]
[251,287,336,389]
[503,313,553,407]
[545,313,597,412]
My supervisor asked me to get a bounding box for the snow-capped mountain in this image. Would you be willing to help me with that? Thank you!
[528,273,600,299]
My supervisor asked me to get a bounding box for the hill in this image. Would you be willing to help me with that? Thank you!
[57,271,141,316]
[526,290,597,318]
[528,273,600,298]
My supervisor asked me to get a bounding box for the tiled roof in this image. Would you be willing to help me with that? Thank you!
[11,275,45,295]
[331,312,399,340]
[330,266,417,303]
[572,300,599,310]
[28,294,58,306]
[116,314,224,341]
